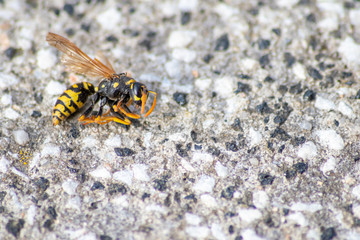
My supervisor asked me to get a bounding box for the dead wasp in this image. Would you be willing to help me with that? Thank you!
[46,32,157,126]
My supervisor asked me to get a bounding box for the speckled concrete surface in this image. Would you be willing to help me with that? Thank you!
[1,0,360,239]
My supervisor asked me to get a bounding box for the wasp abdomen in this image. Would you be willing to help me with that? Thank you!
[52,82,95,126]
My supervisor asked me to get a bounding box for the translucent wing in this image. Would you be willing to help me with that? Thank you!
[95,50,116,73]
[46,32,116,79]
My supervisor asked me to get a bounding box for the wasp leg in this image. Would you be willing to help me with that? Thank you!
[93,108,132,125]
[144,91,157,117]
[113,101,141,119]
[94,97,108,122]
[78,93,100,123]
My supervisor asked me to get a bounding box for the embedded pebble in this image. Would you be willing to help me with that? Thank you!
[178,0,198,11]
[314,96,336,111]
[241,58,257,71]
[26,205,36,226]
[200,194,217,208]
[252,191,269,209]
[113,170,133,186]
[167,30,197,48]
[337,101,355,119]
[181,159,195,172]
[248,127,263,147]
[214,161,227,178]
[353,205,360,218]
[238,209,262,223]
[4,108,20,120]
[185,226,209,239]
[13,130,30,146]
[349,9,360,27]
[290,202,322,212]
[0,156,10,173]
[104,135,122,148]
[45,81,67,96]
[242,229,265,240]
[96,8,122,31]
[0,73,19,90]
[165,60,181,78]
[65,196,81,210]
[172,48,196,63]
[299,120,312,131]
[214,76,235,98]
[132,164,150,181]
[195,78,212,91]
[320,157,337,175]
[41,144,60,157]
[89,166,112,179]
[193,175,215,194]
[352,185,360,200]
[211,223,226,240]
[37,49,57,70]
[293,63,306,80]
[276,0,298,8]
[62,179,79,195]
[1,94,12,105]
[297,141,317,160]
[288,212,308,226]
[317,16,339,32]
[315,130,344,150]
[338,37,360,69]
[77,232,97,240]
[185,213,202,225]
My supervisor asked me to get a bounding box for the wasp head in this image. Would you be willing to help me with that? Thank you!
[130,82,149,114]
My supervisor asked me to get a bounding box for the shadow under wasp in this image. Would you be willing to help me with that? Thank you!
[46,32,157,126]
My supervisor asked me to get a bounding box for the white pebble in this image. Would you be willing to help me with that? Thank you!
[89,166,111,179]
[214,76,235,98]
[318,16,338,32]
[181,159,195,172]
[192,152,214,164]
[165,59,182,78]
[200,194,218,208]
[132,164,150,181]
[113,170,133,186]
[288,212,308,226]
[338,101,355,119]
[276,0,298,8]
[315,129,344,151]
[299,120,312,131]
[168,30,197,48]
[26,205,37,226]
[214,3,238,21]
[77,232,97,240]
[211,223,226,240]
[185,213,202,225]
[0,72,19,90]
[66,196,81,210]
[193,175,215,193]
[0,156,10,173]
[185,226,209,239]
[314,96,336,111]
[248,127,262,147]
[178,0,198,11]
[253,191,269,209]
[81,136,99,148]
[41,144,60,157]
[195,78,212,91]
[145,204,167,214]
[62,179,79,195]
[293,63,306,80]
[104,135,122,147]
[45,80,66,96]
[242,229,265,240]
[241,58,257,71]
[350,9,360,27]
[352,185,360,200]
[238,208,262,223]
[37,48,57,70]
[144,132,153,148]
[297,141,317,160]
[338,37,360,69]
[96,8,121,31]
[320,157,337,175]
[111,195,129,207]
[353,205,360,218]
[13,129,30,146]
[4,108,20,120]
[290,202,323,213]
[215,161,228,178]
[172,48,196,63]
[1,94,12,105]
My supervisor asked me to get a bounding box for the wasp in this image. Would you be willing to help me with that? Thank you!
[46,32,157,126]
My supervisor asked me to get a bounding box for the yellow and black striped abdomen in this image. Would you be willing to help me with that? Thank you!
[52,82,95,126]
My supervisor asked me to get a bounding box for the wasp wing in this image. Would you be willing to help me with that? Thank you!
[46,32,116,79]
[95,50,116,73]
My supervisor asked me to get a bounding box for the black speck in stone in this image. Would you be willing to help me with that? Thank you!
[63,3,75,16]
[264,215,275,227]
[259,173,275,186]
[318,62,326,71]
[283,208,290,216]
[67,167,79,173]
[0,206,5,213]
[91,181,105,191]
[164,194,171,207]
[108,183,127,195]
[259,54,270,68]
[190,130,197,142]
[147,31,157,38]
[284,52,296,68]
[321,227,336,240]
[285,169,297,179]
[6,219,25,238]
[181,11,191,25]
[123,28,139,37]
[213,70,221,75]
[34,92,43,103]
[142,193,151,201]
[106,35,118,43]
[341,71,352,78]
[69,158,79,165]
[52,7,60,16]
[270,127,291,141]
[226,141,238,152]
[221,186,235,199]
[47,206,57,220]
[138,39,152,51]
[232,118,243,131]
[129,7,136,13]
[272,28,281,36]
[114,148,135,157]
[258,38,270,50]
[68,126,80,138]
[176,144,188,158]
[207,146,220,156]
[81,23,91,32]
[43,219,54,230]
[334,119,339,127]
[173,92,188,106]
[306,13,316,22]
[65,28,75,36]
[289,83,302,94]
[153,176,168,192]
[0,191,6,202]
[5,47,17,59]
[100,235,113,240]
[278,85,288,95]
[278,144,285,153]
[215,34,230,51]
[264,76,275,83]
[225,212,236,218]
[184,193,197,203]
[293,136,306,146]
[256,102,273,114]
[31,111,42,118]
[235,236,243,240]
[35,177,50,192]
[174,192,181,204]
[264,116,270,124]
[355,90,360,99]
[203,54,213,63]
[228,225,234,234]
[307,67,323,80]
[274,115,286,125]
[76,171,87,183]
[303,90,316,101]
[344,2,355,9]
[309,36,318,50]
[248,8,259,16]
[194,144,202,150]
[294,162,308,174]
[238,74,251,79]
[234,82,251,94]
